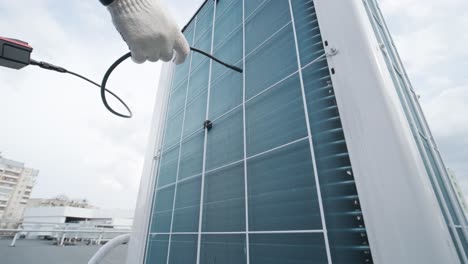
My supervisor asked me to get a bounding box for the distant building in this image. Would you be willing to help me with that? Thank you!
[0,154,38,228]
[448,169,468,216]
[21,206,132,240]
[27,195,94,209]
[23,207,133,226]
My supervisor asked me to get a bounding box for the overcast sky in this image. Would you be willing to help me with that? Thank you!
[0,0,467,210]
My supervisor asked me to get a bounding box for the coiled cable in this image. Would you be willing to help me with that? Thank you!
[30,47,242,119]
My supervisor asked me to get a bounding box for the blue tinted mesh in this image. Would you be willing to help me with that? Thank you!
[245,24,298,99]
[249,233,328,264]
[183,92,207,137]
[184,22,195,41]
[168,235,198,264]
[172,176,201,232]
[157,146,180,188]
[179,131,204,180]
[194,1,214,43]
[151,211,172,233]
[244,0,266,19]
[146,235,169,264]
[245,0,291,54]
[154,185,175,213]
[202,162,245,232]
[200,235,247,264]
[151,186,175,233]
[192,29,212,70]
[246,74,307,156]
[212,27,243,81]
[187,59,210,104]
[146,1,376,263]
[247,140,322,231]
[172,72,188,96]
[167,81,187,119]
[162,110,183,150]
[206,108,244,171]
[214,0,242,49]
[170,26,195,92]
[327,230,372,263]
[291,0,325,65]
[209,69,243,120]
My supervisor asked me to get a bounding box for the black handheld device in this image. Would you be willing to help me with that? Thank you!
[0,35,242,118]
[0,37,33,70]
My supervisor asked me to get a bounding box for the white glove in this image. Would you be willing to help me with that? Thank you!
[107,0,190,64]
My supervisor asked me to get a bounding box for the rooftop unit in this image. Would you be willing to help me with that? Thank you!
[127,1,468,263]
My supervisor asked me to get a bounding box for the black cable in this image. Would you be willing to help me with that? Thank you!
[70,70,133,118]
[100,52,133,118]
[30,59,133,118]
[30,47,242,119]
[190,47,243,73]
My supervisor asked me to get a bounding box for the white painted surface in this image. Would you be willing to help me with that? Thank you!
[23,216,66,224]
[23,207,133,224]
[126,62,175,264]
[314,0,460,263]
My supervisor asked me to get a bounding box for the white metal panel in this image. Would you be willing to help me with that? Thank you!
[23,216,66,223]
[313,0,460,263]
[126,63,175,264]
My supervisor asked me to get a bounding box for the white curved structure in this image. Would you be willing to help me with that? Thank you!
[88,234,131,264]
[313,0,463,262]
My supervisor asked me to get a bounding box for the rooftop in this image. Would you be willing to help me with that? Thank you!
[0,238,127,264]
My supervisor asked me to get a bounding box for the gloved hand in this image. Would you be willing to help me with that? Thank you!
[107,0,190,64]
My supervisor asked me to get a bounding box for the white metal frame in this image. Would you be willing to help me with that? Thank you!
[166,12,199,264]
[371,0,468,235]
[313,0,461,263]
[241,0,251,262]
[125,63,175,264]
[196,1,217,263]
[361,0,468,260]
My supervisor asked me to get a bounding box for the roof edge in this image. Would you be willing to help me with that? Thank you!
[181,0,210,32]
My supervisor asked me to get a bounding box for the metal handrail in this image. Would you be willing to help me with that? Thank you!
[1,228,131,247]
[3,221,132,228]
[0,229,130,233]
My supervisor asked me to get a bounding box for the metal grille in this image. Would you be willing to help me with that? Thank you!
[145,0,373,263]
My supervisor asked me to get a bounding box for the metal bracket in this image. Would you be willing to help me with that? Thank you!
[153,150,161,161]
[204,120,213,131]
[328,47,339,56]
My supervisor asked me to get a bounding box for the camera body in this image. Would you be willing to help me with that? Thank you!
[0,37,33,70]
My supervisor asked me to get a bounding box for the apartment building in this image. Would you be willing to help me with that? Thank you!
[0,154,38,228]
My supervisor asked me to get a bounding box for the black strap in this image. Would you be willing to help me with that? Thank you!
[99,0,115,6]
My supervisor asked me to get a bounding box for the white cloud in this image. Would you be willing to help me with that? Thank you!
[425,86,468,138]
[380,0,468,74]
[0,0,200,210]
[379,0,468,198]
[0,0,466,211]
